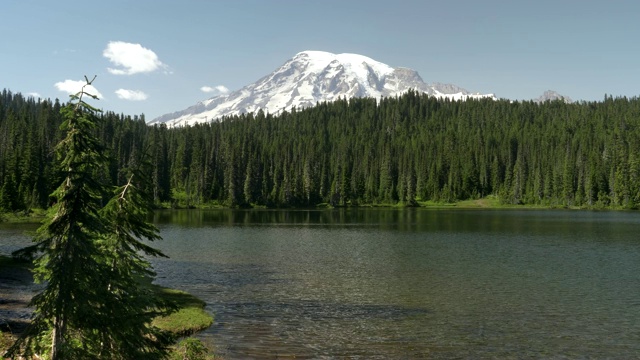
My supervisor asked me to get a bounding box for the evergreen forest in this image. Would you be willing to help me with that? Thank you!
[2,89,640,211]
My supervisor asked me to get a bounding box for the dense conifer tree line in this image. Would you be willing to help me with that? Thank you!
[2,88,640,210]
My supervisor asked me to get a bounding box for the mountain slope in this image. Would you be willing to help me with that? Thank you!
[150,51,496,126]
[534,90,573,103]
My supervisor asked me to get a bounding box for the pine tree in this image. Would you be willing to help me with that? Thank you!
[0,175,20,212]
[7,77,171,359]
[95,169,172,359]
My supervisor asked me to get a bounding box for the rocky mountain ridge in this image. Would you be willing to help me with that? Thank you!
[149,51,496,127]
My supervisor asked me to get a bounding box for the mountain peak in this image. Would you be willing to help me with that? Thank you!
[294,51,392,71]
[150,51,495,127]
[534,90,572,103]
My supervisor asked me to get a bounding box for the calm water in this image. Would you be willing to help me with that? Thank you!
[2,209,640,358]
[149,209,640,359]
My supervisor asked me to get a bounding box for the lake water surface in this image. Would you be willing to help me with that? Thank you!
[2,209,639,358]
[149,209,640,359]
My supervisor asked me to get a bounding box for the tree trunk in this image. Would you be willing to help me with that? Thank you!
[52,315,65,360]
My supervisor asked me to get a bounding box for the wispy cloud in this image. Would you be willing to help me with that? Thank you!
[52,48,79,56]
[27,92,42,98]
[201,85,230,95]
[103,41,167,75]
[54,79,103,98]
[115,89,148,101]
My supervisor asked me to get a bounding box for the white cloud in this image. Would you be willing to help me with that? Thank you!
[54,79,103,98]
[27,92,42,98]
[200,85,230,94]
[103,41,166,75]
[115,89,148,101]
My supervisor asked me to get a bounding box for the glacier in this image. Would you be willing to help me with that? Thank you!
[149,50,496,127]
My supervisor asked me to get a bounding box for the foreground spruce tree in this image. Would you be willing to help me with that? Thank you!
[6,77,172,359]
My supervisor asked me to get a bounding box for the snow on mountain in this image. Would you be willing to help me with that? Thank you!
[150,51,496,127]
[534,90,573,103]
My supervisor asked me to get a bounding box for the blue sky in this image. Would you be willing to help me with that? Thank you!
[2,0,639,120]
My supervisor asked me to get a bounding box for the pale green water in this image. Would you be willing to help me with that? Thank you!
[150,209,640,359]
[2,209,640,358]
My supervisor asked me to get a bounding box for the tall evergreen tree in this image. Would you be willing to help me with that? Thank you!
[7,77,171,359]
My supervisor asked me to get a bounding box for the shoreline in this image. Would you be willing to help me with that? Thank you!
[0,195,632,225]
[0,255,214,357]
[0,257,35,335]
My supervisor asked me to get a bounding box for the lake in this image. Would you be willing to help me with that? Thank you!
[2,209,640,358]
[149,209,640,359]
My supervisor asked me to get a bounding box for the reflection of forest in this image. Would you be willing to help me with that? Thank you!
[154,208,443,231]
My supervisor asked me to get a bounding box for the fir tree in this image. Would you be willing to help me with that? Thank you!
[7,77,171,359]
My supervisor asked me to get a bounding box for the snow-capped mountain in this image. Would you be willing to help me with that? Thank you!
[150,51,496,127]
[534,90,573,103]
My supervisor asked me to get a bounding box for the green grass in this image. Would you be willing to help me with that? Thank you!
[446,195,501,208]
[152,287,217,359]
[417,195,553,209]
[152,286,214,337]
[0,209,46,224]
[170,337,219,360]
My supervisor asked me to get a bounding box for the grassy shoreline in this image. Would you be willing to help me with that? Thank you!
[152,286,214,336]
[157,192,634,211]
[0,195,631,223]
